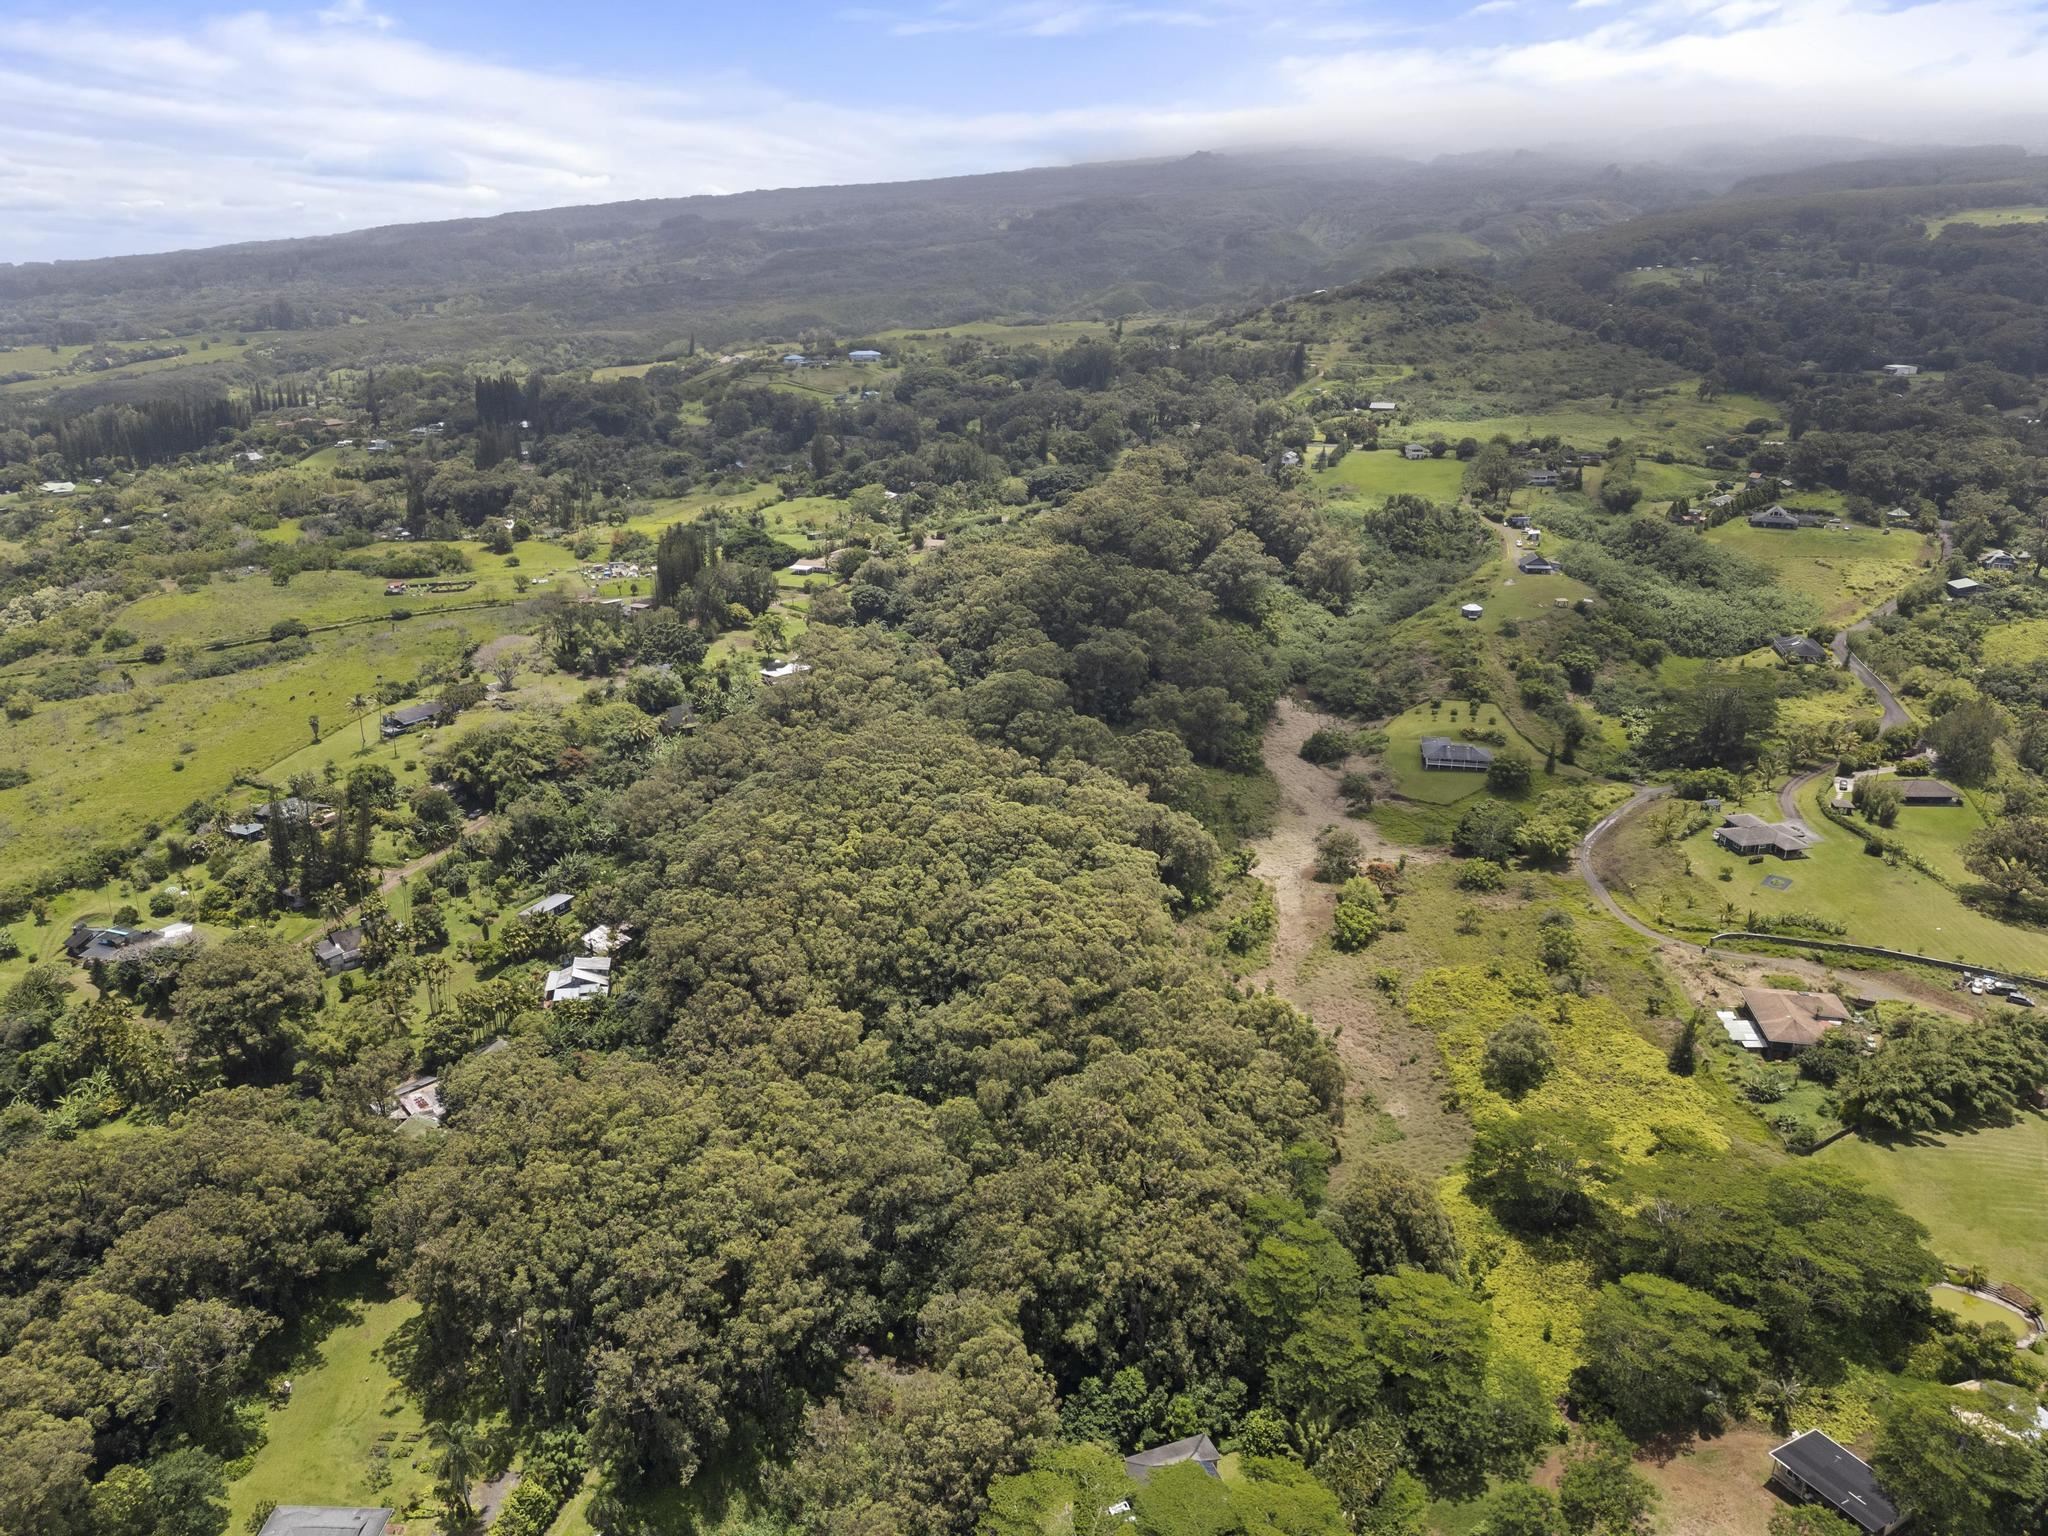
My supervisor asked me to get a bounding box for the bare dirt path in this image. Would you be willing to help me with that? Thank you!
[1245,699,1466,1174]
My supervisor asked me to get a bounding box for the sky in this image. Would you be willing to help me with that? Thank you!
[4,0,2048,261]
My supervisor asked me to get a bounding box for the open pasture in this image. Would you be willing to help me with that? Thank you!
[1706,518,1934,624]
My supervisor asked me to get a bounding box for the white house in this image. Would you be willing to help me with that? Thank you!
[761,660,814,684]
[39,481,75,494]
[1367,400,1398,412]
[543,956,612,1005]
[849,349,882,364]
[781,353,808,367]
[1459,603,1484,621]
[1881,363,1920,377]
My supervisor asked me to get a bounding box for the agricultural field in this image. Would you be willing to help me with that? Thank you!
[225,1292,435,1532]
[1705,519,1935,624]
[1591,779,2047,974]
[1982,615,2048,665]
[0,330,277,396]
[1820,1116,2048,1299]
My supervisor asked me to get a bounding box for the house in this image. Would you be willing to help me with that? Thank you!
[365,439,392,453]
[255,797,337,829]
[256,1510,392,1536]
[224,819,267,841]
[1707,493,1735,509]
[386,1073,444,1124]
[761,660,814,684]
[1402,442,1430,460]
[313,928,364,975]
[1880,363,1919,378]
[543,956,612,1005]
[1715,1010,1767,1052]
[39,480,76,494]
[1748,505,1806,530]
[1767,1431,1903,1534]
[1280,449,1300,467]
[381,701,445,737]
[1124,1434,1222,1486]
[1712,812,1817,859]
[240,450,266,464]
[519,892,575,920]
[1367,400,1398,412]
[1518,554,1559,575]
[1459,603,1484,621]
[1979,549,2018,570]
[1526,469,1559,487]
[1771,635,1831,665]
[1884,506,1914,522]
[848,349,882,364]
[781,353,808,366]
[1945,576,1987,600]
[582,923,631,955]
[1420,737,1493,772]
[1740,988,1851,1056]
[787,557,835,576]
[658,703,697,735]
[408,422,445,437]
[1505,514,1531,529]
[1897,778,1964,806]
[65,921,194,967]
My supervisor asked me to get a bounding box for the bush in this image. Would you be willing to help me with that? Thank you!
[1337,771,1376,810]
[1454,859,1507,892]
[1314,826,1363,883]
[1300,727,1355,766]
[1486,752,1533,796]
[1481,1017,1556,1099]
[1332,878,1382,951]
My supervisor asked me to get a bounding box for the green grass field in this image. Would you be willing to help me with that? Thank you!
[1310,448,1466,503]
[1401,389,1776,459]
[1983,616,2048,666]
[226,1293,435,1530]
[1592,780,2046,974]
[1821,1117,2048,1299]
[0,331,277,396]
[1705,520,1934,624]
[0,618,485,879]
[1927,205,2048,234]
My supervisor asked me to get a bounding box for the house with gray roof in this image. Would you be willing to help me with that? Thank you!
[256,1508,392,1536]
[1420,737,1493,772]
[1771,635,1831,665]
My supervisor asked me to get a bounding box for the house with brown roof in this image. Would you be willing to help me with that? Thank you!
[1897,779,1963,806]
[1740,987,1851,1057]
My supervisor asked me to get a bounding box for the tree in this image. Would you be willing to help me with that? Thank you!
[1768,1507,1861,1536]
[1487,752,1533,797]
[1643,672,1779,770]
[1332,878,1382,951]
[1853,777,1902,828]
[1574,1274,1762,1437]
[1314,826,1363,883]
[1361,1270,1550,1495]
[1962,816,2048,913]
[350,692,371,750]
[1924,701,2002,787]
[1557,1424,1656,1535]
[1872,1389,2048,1536]
[1467,1110,1611,1232]
[1475,1484,1566,1536]
[307,713,320,744]
[1454,801,1526,862]
[429,1418,494,1529]
[983,1445,1136,1536]
[169,931,323,1084]
[1481,1017,1556,1100]
[1325,1163,1461,1279]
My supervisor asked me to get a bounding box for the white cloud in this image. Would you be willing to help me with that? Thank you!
[1468,1,1519,13]
[2,0,2047,260]
[316,0,393,28]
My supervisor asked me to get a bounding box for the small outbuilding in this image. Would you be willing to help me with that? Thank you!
[1402,442,1430,460]
[1945,577,1987,600]
[1459,603,1484,621]
[520,892,575,920]
[1880,363,1919,378]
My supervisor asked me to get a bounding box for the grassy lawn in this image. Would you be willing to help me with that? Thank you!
[1401,389,1776,459]
[0,619,485,880]
[1309,448,1466,503]
[1592,780,2047,974]
[0,331,277,396]
[226,1293,435,1531]
[1819,1116,2048,1298]
[1982,616,2048,666]
[1932,1288,2032,1337]
[1705,519,1935,624]
[1926,205,2048,234]
[1375,702,1514,804]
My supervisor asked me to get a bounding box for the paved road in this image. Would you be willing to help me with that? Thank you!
[1576,784,1679,944]
[1777,767,1828,832]
[1831,602,1911,733]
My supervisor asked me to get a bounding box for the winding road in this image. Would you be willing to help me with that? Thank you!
[1831,603,1911,733]
[1576,784,1677,944]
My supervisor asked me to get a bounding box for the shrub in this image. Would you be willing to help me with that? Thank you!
[1332,878,1382,951]
[1300,727,1355,766]
[1481,1017,1556,1099]
[1455,859,1507,891]
[1337,771,1376,809]
[1487,752,1533,796]
[1314,826,1363,883]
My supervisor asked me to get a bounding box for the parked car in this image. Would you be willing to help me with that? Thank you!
[2007,992,2035,1008]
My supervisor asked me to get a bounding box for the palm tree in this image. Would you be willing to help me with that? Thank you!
[419,955,454,1016]
[428,1418,490,1529]
[351,693,371,751]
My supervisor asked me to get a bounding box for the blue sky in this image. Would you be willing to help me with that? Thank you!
[3,0,2047,260]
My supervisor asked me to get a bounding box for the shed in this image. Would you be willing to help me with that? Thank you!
[1767,1431,1903,1534]
[520,892,575,919]
[1459,603,1484,621]
[1402,442,1430,460]
[1945,577,1986,600]
[1367,400,1398,412]
[1880,363,1919,378]
[1420,737,1493,772]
